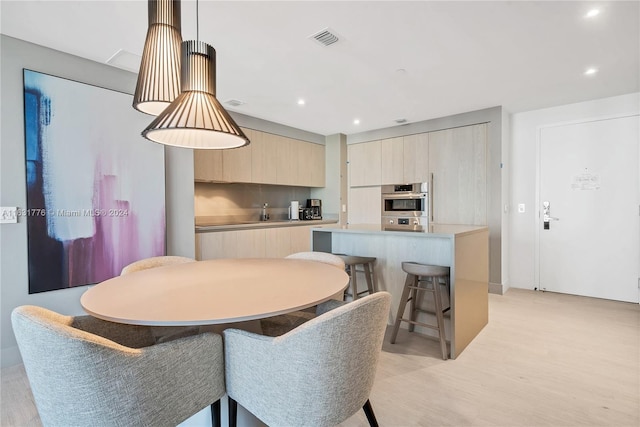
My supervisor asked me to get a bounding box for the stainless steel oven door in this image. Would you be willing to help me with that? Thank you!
[382,215,428,232]
[381,192,427,217]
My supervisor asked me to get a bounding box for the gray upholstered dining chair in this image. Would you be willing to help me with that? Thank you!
[225,292,391,427]
[11,305,225,427]
[121,255,199,342]
[260,251,346,337]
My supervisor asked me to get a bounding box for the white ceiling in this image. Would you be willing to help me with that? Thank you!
[1,0,639,136]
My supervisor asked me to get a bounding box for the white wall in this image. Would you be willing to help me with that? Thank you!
[0,36,195,367]
[508,92,640,290]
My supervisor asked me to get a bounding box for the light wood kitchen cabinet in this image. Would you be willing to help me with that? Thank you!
[428,123,487,225]
[264,227,293,258]
[348,186,382,225]
[348,140,381,187]
[274,135,294,185]
[310,142,326,187]
[296,141,326,187]
[197,229,266,259]
[197,230,238,259]
[197,225,318,260]
[402,133,429,183]
[194,149,223,182]
[290,225,313,253]
[251,130,277,184]
[381,137,404,185]
[222,128,252,183]
[297,141,313,187]
[194,128,325,187]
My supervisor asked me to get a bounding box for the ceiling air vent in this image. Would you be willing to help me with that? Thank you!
[309,28,340,47]
[225,99,246,107]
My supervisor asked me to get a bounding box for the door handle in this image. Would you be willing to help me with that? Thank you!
[542,201,559,229]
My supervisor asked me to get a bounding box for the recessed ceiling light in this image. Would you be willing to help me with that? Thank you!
[584,67,598,76]
[297,99,305,106]
[353,119,360,125]
[585,9,600,18]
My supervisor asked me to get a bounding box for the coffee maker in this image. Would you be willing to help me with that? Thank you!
[307,199,322,219]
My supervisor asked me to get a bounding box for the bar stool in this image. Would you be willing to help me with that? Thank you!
[390,262,451,360]
[334,254,377,300]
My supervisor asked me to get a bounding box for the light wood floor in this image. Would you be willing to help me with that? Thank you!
[2,289,639,427]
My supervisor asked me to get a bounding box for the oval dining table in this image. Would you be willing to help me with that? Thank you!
[81,257,349,326]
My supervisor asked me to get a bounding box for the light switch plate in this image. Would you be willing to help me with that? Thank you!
[0,207,18,223]
[518,203,526,213]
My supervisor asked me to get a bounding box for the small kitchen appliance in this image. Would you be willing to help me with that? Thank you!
[289,201,300,220]
[306,199,322,219]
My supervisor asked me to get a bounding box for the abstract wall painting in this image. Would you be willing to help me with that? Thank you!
[23,69,166,294]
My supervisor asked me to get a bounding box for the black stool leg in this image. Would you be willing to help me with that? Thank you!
[210,400,221,427]
[228,397,238,427]
[362,399,379,427]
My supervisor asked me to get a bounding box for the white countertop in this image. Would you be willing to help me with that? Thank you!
[312,223,488,238]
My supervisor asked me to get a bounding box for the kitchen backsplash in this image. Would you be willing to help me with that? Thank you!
[195,182,311,225]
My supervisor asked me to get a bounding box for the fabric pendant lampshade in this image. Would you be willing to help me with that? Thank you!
[142,41,250,149]
[133,0,182,115]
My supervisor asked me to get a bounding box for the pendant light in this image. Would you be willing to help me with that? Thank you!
[142,0,249,149]
[133,0,182,115]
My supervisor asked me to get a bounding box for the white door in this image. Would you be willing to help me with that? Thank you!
[537,115,639,303]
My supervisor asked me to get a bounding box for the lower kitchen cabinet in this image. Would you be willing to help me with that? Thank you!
[196,225,317,260]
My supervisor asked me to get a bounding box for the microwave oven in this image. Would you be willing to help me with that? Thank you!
[381,183,428,217]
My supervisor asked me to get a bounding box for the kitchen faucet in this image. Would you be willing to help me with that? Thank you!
[260,203,270,221]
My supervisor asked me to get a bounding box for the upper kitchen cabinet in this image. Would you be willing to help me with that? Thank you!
[252,130,278,184]
[275,134,296,185]
[349,140,381,187]
[428,123,487,225]
[296,140,326,188]
[194,149,223,182]
[194,128,325,187]
[222,128,253,183]
[402,133,429,183]
[309,142,325,187]
[381,137,404,185]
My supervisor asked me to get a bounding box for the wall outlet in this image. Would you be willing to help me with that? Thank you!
[0,207,18,224]
[518,203,526,213]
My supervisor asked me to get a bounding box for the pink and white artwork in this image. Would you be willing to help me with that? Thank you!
[23,69,166,293]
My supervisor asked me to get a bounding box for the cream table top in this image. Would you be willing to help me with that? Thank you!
[81,258,349,326]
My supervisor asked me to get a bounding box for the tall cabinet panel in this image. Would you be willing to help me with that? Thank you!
[428,123,487,225]
[402,133,429,183]
[348,140,381,187]
[381,137,404,185]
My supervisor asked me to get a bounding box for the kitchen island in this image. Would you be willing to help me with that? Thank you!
[311,224,489,359]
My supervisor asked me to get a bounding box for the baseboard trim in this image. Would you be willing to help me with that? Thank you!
[489,282,504,295]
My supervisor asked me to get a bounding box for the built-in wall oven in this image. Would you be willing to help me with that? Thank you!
[381,183,428,231]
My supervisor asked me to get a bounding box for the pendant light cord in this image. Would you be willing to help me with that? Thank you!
[196,0,199,43]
